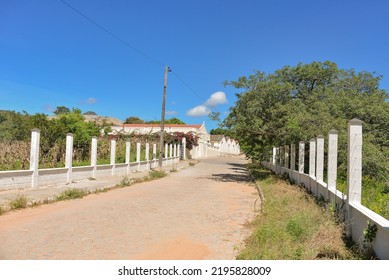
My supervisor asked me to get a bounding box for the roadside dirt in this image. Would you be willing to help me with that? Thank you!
[0,155,258,260]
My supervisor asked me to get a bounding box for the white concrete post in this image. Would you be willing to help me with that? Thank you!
[309,139,316,178]
[110,139,116,175]
[290,144,296,171]
[125,141,131,174]
[153,144,157,160]
[91,137,97,178]
[182,137,187,160]
[298,141,305,173]
[145,143,150,161]
[136,143,141,162]
[30,129,40,188]
[272,147,277,165]
[145,143,150,169]
[136,142,141,171]
[178,144,181,162]
[328,130,338,196]
[316,136,325,182]
[284,145,289,169]
[347,119,363,205]
[169,144,173,166]
[65,133,73,184]
[165,143,168,159]
[173,143,177,158]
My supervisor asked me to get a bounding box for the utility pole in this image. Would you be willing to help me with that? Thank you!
[159,65,171,169]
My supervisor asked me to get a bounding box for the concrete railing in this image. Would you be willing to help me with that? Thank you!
[262,118,389,259]
[191,137,241,159]
[0,130,182,191]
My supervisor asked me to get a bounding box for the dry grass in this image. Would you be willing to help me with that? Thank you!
[238,163,359,260]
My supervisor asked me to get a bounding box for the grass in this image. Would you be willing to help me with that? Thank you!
[189,160,198,166]
[238,163,362,260]
[147,170,167,180]
[9,193,28,210]
[55,188,88,201]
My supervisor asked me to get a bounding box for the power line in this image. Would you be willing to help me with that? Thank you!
[59,0,208,106]
[59,0,165,67]
[171,71,208,104]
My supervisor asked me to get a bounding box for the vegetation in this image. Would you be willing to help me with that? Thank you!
[223,61,389,217]
[147,117,185,124]
[124,116,145,124]
[55,188,89,201]
[0,109,197,171]
[239,163,363,259]
[124,116,186,125]
[9,193,28,210]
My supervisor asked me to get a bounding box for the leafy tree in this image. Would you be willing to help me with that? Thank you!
[209,128,235,138]
[165,117,185,124]
[224,61,389,180]
[53,106,70,115]
[146,118,186,125]
[124,116,145,124]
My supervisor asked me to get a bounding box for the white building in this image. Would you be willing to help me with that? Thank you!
[111,123,210,143]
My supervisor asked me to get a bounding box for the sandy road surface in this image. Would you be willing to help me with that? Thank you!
[0,156,258,260]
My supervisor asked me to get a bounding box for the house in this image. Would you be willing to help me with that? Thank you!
[111,122,210,144]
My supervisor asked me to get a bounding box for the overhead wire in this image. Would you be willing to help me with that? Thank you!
[59,0,209,105]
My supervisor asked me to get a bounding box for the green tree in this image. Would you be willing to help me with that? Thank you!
[124,116,145,124]
[146,118,186,124]
[224,61,389,180]
[53,106,70,115]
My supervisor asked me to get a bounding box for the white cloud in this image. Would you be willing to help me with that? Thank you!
[86,97,97,104]
[166,110,178,116]
[186,105,211,117]
[205,91,228,107]
[186,91,228,118]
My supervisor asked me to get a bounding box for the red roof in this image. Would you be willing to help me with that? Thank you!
[123,123,203,129]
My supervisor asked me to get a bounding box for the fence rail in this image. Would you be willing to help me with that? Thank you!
[0,130,182,191]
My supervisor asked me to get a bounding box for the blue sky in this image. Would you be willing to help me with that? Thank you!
[1,0,388,131]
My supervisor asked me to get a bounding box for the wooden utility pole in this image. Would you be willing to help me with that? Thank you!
[159,65,171,169]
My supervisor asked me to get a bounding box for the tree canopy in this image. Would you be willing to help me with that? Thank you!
[53,106,70,115]
[224,61,389,180]
[147,117,186,125]
[124,116,145,124]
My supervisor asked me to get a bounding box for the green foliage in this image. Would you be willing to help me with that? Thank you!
[56,188,88,201]
[209,128,235,138]
[147,117,186,124]
[224,61,389,213]
[363,221,378,244]
[0,109,102,170]
[53,106,70,115]
[147,170,167,180]
[238,163,359,260]
[9,193,28,210]
[124,116,145,124]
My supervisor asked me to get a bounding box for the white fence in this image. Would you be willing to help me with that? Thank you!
[261,118,389,259]
[0,130,182,191]
[191,136,241,159]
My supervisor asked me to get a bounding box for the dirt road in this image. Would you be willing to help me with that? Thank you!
[0,155,258,260]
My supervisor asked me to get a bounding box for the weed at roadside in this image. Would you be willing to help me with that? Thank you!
[9,193,28,210]
[55,188,88,201]
[238,163,359,260]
